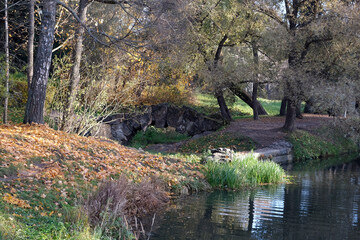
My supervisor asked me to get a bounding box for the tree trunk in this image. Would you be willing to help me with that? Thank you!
[27,0,35,91]
[252,82,259,120]
[213,35,232,122]
[283,99,296,131]
[3,0,9,124]
[61,0,89,131]
[296,100,303,119]
[229,85,268,115]
[280,97,287,116]
[216,88,232,122]
[24,0,57,124]
[252,40,259,120]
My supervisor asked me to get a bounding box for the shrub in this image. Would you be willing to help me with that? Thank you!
[83,177,169,239]
[204,154,285,189]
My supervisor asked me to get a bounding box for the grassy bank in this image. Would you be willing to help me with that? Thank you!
[0,123,289,239]
[204,154,286,189]
[287,129,358,161]
[179,132,256,154]
[0,124,206,239]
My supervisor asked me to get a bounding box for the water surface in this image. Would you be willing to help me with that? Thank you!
[151,156,360,240]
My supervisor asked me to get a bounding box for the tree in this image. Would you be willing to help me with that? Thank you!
[24,0,57,124]
[24,0,170,124]
[189,0,255,121]
[61,0,89,130]
[251,40,260,120]
[256,0,332,131]
[3,0,10,124]
[214,34,233,122]
[27,0,35,91]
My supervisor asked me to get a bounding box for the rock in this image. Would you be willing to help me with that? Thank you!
[151,103,169,128]
[205,148,235,164]
[97,103,224,145]
[166,105,182,128]
[253,141,293,164]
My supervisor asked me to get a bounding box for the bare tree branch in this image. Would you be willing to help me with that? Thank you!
[0,0,23,13]
[56,0,111,47]
[253,5,289,31]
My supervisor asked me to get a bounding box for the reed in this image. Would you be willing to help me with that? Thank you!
[204,154,285,189]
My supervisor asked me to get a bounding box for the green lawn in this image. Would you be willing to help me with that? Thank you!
[190,93,282,119]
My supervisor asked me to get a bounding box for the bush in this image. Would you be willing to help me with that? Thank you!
[83,177,169,239]
[204,154,285,189]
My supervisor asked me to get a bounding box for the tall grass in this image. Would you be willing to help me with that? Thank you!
[204,154,285,189]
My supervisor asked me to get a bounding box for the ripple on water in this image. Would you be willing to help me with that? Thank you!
[152,157,360,240]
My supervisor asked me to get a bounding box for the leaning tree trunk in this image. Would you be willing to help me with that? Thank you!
[3,0,10,124]
[216,89,232,122]
[252,40,259,120]
[213,35,232,122]
[229,85,268,115]
[24,0,57,124]
[27,0,35,91]
[61,0,89,131]
[252,81,259,120]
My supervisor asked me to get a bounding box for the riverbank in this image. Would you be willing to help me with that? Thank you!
[0,124,207,239]
[1,116,357,239]
[144,114,358,162]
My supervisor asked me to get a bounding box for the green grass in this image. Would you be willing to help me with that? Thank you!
[0,163,20,177]
[189,93,282,118]
[0,106,24,124]
[204,154,286,189]
[287,130,358,161]
[179,132,256,153]
[292,153,360,171]
[129,126,190,149]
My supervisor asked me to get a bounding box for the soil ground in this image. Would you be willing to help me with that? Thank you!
[145,114,332,152]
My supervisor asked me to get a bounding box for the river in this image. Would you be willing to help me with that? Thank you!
[150,155,360,240]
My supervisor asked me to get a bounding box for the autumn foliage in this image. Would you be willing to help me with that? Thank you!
[0,124,204,185]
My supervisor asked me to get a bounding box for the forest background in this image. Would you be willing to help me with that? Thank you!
[0,0,360,140]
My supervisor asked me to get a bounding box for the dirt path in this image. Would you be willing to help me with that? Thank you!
[222,114,332,148]
[145,114,332,152]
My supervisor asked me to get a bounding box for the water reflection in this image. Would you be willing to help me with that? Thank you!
[151,157,360,240]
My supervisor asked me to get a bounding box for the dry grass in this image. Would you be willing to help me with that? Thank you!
[83,177,169,239]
